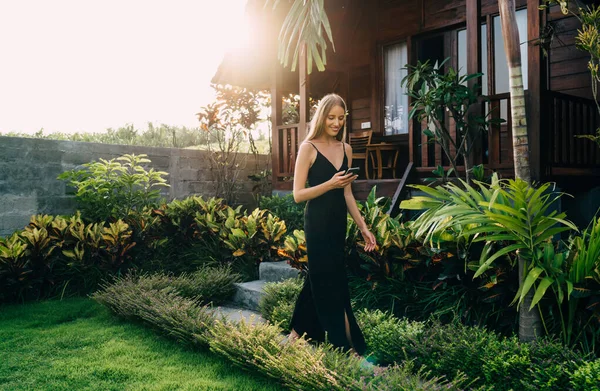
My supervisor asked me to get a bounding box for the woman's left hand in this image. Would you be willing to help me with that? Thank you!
[360,228,377,252]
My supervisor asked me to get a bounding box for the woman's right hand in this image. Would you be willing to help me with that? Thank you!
[328,171,357,189]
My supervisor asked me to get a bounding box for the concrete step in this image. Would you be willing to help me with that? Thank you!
[259,261,300,282]
[231,280,267,311]
[211,305,265,324]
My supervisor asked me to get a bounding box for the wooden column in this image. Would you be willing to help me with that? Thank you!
[466,0,482,166]
[271,63,282,190]
[299,43,310,141]
[528,0,542,181]
[466,0,482,90]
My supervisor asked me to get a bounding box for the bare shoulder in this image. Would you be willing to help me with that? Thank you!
[298,141,318,160]
[343,142,353,154]
[299,141,317,153]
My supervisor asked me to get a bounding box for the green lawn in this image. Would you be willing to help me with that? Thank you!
[0,298,283,391]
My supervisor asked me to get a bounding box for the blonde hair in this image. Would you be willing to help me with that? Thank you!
[305,93,347,142]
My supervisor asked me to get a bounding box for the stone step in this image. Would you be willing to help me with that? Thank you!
[211,305,265,324]
[231,280,268,311]
[259,261,300,282]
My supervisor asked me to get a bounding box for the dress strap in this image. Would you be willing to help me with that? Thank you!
[342,142,347,159]
[306,141,319,152]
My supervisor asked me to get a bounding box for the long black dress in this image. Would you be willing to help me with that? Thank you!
[289,141,367,355]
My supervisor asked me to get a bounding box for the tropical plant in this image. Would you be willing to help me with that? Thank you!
[221,208,287,279]
[264,0,334,73]
[0,212,140,302]
[54,214,137,294]
[347,187,413,279]
[402,59,501,184]
[277,229,308,270]
[401,175,579,342]
[58,153,169,222]
[561,215,600,348]
[259,193,305,232]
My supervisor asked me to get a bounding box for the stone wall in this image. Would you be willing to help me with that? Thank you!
[0,136,270,237]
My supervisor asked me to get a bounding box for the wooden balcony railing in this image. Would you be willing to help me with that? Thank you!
[273,124,299,185]
[546,91,600,174]
[412,93,514,174]
[487,93,514,171]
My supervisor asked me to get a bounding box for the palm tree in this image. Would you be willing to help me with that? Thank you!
[498,0,540,342]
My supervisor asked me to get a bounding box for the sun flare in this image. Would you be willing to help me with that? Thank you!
[0,0,248,134]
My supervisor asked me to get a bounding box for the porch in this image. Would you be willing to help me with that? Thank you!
[272,90,600,197]
[213,0,600,198]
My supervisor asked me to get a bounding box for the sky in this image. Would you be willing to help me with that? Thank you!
[0,0,249,134]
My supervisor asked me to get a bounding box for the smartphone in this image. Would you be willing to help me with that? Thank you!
[344,167,360,176]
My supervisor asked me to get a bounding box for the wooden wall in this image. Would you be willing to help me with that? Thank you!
[322,0,530,135]
[310,0,593,144]
[547,5,593,99]
[374,0,527,43]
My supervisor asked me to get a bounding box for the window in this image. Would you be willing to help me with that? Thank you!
[457,9,527,122]
[457,8,527,97]
[457,25,488,95]
[383,41,409,135]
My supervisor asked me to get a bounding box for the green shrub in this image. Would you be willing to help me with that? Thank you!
[145,196,290,280]
[259,193,305,232]
[141,196,238,274]
[93,272,484,390]
[58,153,169,222]
[399,320,593,391]
[570,358,600,391]
[208,317,472,391]
[481,338,531,391]
[181,265,241,304]
[522,339,587,391]
[0,213,138,303]
[258,277,303,330]
[356,309,425,365]
[369,362,481,391]
[92,274,214,346]
[127,266,240,305]
[402,321,509,388]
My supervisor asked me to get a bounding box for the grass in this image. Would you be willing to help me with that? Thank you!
[0,298,283,391]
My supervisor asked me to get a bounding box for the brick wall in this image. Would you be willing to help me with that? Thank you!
[0,136,270,237]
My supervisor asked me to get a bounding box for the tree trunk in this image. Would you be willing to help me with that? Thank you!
[499,0,531,183]
[499,0,541,342]
[518,255,542,341]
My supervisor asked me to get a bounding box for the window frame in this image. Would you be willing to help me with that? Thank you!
[377,37,411,143]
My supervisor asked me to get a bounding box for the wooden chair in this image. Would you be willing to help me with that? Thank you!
[348,130,373,179]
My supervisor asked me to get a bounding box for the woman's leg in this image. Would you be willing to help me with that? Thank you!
[344,312,355,349]
[289,329,300,340]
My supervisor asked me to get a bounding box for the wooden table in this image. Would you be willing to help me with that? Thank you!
[365,143,401,179]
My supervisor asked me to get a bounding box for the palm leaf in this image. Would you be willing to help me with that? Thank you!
[269,0,333,73]
[530,276,554,310]
[474,243,524,278]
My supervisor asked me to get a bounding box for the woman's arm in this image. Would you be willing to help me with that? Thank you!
[343,143,377,251]
[293,142,355,203]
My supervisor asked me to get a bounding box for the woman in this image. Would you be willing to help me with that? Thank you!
[288,93,377,356]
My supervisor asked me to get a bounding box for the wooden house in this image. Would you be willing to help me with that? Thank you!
[213,0,600,200]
